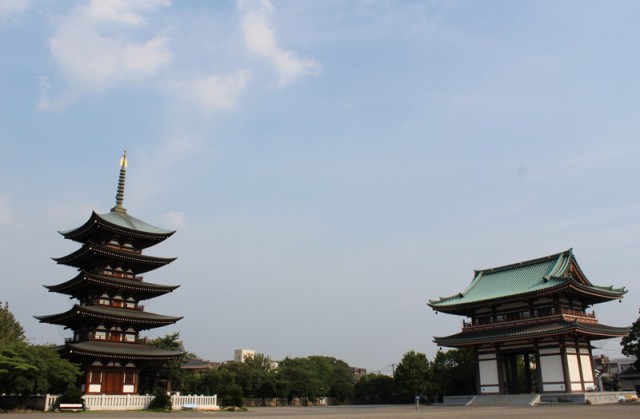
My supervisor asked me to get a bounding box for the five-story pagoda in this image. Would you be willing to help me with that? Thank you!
[36,152,184,395]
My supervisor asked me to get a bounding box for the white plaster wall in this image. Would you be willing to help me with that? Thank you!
[580,355,594,382]
[567,354,581,382]
[540,355,564,382]
[478,360,499,386]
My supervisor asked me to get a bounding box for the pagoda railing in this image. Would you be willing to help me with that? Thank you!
[560,308,596,319]
[92,299,145,311]
[463,308,597,329]
[103,243,142,255]
[97,270,142,280]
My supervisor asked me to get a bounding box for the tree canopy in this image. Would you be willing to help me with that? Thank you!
[393,350,434,402]
[0,302,80,397]
[0,302,26,346]
[621,310,640,369]
[431,349,476,398]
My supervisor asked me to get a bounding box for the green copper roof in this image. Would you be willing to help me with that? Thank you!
[97,211,173,235]
[429,249,626,309]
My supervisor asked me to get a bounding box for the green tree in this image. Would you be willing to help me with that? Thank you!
[0,302,26,345]
[19,344,81,394]
[621,311,640,369]
[0,303,80,399]
[277,357,322,401]
[139,333,186,393]
[354,373,396,404]
[0,345,38,393]
[394,351,434,402]
[431,349,476,399]
[277,356,355,403]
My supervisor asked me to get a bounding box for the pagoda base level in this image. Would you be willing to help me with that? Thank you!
[473,337,598,395]
[540,391,638,404]
[442,392,636,406]
[83,364,139,395]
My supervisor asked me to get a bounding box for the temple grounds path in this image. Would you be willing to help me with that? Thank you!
[3,404,640,419]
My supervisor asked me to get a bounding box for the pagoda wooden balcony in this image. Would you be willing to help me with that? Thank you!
[97,270,143,281]
[463,308,597,330]
[560,308,597,323]
[92,300,145,311]
[103,243,142,255]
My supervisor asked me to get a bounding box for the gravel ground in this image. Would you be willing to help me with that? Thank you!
[2,403,640,419]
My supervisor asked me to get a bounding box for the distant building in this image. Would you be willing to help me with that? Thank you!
[234,348,256,363]
[594,355,638,391]
[181,357,221,373]
[619,364,640,392]
[352,367,367,380]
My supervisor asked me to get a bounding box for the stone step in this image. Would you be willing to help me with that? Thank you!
[470,394,540,406]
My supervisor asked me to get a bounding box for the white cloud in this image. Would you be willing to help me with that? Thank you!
[171,70,252,111]
[40,0,319,112]
[37,75,76,111]
[82,0,170,26]
[238,0,319,86]
[0,0,29,24]
[43,0,171,108]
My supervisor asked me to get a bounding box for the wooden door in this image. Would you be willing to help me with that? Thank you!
[103,371,123,394]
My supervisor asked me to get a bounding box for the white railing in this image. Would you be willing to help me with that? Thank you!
[45,394,60,411]
[82,394,154,411]
[75,394,218,411]
[171,395,218,410]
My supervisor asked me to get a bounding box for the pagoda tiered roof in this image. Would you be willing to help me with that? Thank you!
[434,319,630,348]
[53,242,176,274]
[44,271,179,300]
[62,340,184,361]
[428,249,626,314]
[60,211,174,248]
[35,304,182,330]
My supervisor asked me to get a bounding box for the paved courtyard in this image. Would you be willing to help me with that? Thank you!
[3,404,640,419]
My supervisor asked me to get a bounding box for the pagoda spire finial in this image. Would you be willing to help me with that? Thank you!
[111,150,128,214]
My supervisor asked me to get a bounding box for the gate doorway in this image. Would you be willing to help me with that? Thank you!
[501,353,538,394]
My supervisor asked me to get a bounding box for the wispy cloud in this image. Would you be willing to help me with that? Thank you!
[0,0,29,24]
[170,70,252,111]
[238,0,319,86]
[40,1,317,112]
[43,0,171,109]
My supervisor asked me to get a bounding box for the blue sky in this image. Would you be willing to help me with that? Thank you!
[1,0,639,372]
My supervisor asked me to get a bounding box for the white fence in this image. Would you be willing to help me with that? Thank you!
[82,394,155,410]
[40,394,218,411]
[171,395,218,410]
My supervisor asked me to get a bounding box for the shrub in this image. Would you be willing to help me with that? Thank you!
[221,384,244,407]
[148,388,172,410]
[57,387,84,406]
